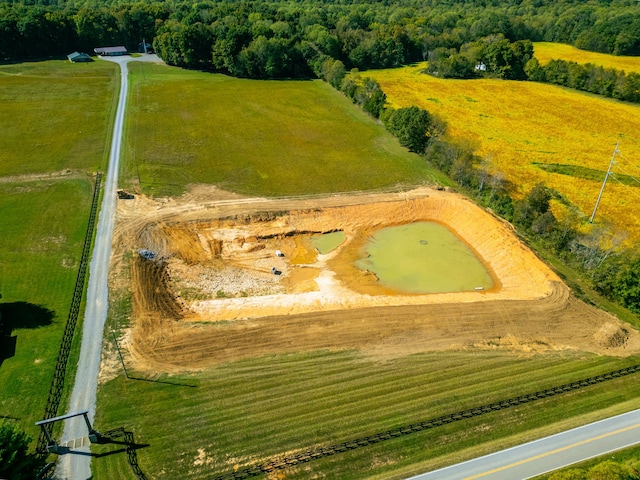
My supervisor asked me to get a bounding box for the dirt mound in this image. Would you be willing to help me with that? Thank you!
[109,186,640,373]
[594,323,630,349]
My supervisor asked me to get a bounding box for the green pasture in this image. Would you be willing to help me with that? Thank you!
[93,350,640,479]
[0,60,117,176]
[122,62,447,197]
[0,178,96,443]
[0,59,116,446]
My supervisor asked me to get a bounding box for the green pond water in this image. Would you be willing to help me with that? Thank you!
[311,231,346,254]
[355,222,493,294]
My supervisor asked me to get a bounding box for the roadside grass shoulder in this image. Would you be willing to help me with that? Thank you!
[533,443,640,479]
[92,350,640,479]
[0,60,118,176]
[122,63,447,197]
[0,178,96,444]
[534,42,640,73]
[365,63,640,243]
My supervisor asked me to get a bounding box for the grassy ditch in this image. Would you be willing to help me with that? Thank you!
[533,444,640,479]
[122,62,448,197]
[92,350,640,479]
[534,162,640,188]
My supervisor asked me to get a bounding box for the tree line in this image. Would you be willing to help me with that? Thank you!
[2,0,640,72]
[2,0,638,103]
[425,35,640,104]
[528,58,640,103]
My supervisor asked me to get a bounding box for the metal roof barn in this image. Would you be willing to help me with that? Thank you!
[67,52,92,62]
[94,46,128,56]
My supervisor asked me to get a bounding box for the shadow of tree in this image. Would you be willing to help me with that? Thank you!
[0,302,55,367]
[0,302,55,332]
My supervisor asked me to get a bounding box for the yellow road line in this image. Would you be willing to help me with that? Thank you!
[465,422,640,479]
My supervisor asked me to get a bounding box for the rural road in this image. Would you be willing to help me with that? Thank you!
[56,54,159,480]
[406,408,640,480]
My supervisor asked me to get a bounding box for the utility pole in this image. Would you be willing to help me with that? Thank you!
[589,141,620,223]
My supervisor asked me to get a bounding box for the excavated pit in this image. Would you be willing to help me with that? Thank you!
[108,186,640,372]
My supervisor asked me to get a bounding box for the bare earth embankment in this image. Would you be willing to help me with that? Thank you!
[109,186,640,374]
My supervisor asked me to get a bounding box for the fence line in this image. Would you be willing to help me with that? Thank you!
[213,363,640,479]
[36,173,102,457]
[99,427,148,480]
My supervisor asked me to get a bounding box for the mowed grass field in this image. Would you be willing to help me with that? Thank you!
[122,62,448,197]
[534,41,640,73]
[93,350,640,479]
[365,60,640,242]
[0,60,118,176]
[0,59,117,444]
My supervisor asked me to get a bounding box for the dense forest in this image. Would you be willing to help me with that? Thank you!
[1,0,640,72]
[3,0,639,99]
[2,0,639,313]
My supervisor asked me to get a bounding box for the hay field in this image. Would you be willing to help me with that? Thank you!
[366,62,640,242]
[122,63,445,197]
[534,42,640,73]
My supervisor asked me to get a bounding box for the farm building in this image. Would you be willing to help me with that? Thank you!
[94,46,128,56]
[67,52,92,63]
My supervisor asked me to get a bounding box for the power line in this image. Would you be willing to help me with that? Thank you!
[615,153,640,176]
[609,175,640,202]
[590,141,619,223]
[611,168,640,189]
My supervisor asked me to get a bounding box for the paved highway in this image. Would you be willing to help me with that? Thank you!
[56,54,158,480]
[406,408,640,480]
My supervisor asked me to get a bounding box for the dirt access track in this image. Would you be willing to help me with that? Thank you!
[110,186,640,373]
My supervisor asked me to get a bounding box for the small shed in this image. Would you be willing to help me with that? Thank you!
[67,52,92,63]
[94,46,128,56]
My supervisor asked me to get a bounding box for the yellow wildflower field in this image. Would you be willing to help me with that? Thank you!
[366,62,640,242]
[534,42,640,74]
